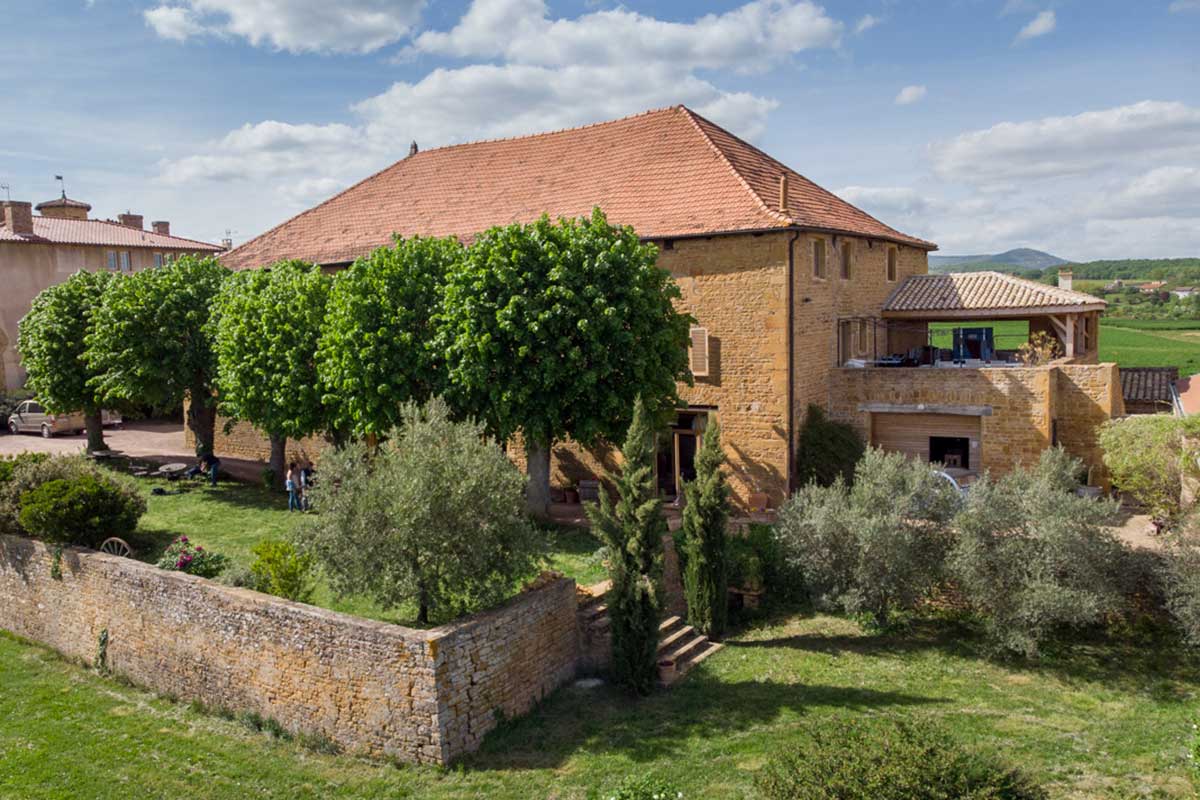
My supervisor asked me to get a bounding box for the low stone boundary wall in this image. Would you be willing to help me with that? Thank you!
[0,535,578,765]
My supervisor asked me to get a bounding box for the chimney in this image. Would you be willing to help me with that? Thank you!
[221,237,233,251]
[408,140,419,157]
[118,213,143,229]
[1058,269,1073,291]
[152,220,170,236]
[778,174,789,212]
[1,201,34,236]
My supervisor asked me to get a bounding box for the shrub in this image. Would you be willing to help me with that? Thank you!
[17,474,144,548]
[0,452,50,484]
[795,405,865,488]
[950,448,1126,657]
[2,455,143,537]
[680,416,729,638]
[603,775,683,800]
[303,398,540,625]
[776,448,960,627]
[1161,532,1200,646]
[727,535,765,592]
[250,538,315,602]
[1099,415,1198,524]
[156,536,228,578]
[756,717,1045,800]
[586,397,666,695]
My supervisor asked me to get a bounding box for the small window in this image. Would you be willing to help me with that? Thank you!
[887,247,898,282]
[119,251,131,272]
[689,326,710,378]
[106,251,118,271]
[154,253,164,268]
[840,240,853,280]
[857,319,869,356]
[812,239,827,280]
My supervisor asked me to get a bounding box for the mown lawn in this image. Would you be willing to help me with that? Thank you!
[1,613,1196,799]
[1098,320,1200,375]
[117,474,603,625]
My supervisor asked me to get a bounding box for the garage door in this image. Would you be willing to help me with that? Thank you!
[871,412,982,468]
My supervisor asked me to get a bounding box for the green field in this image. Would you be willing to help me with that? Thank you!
[928,319,1200,374]
[2,611,1196,799]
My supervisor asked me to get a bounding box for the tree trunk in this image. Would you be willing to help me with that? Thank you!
[525,436,552,518]
[187,389,217,457]
[268,434,287,489]
[83,407,106,453]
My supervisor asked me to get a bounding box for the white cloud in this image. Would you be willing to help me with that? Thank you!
[1015,10,1056,43]
[160,0,840,200]
[931,100,1200,185]
[894,85,927,105]
[854,14,880,34]
[1169,0,1200,12]
[412,0,841,74]
[143,0,425,53]
[143,6,206,41]
[1092,166,1200,219]
[836,186,930,217]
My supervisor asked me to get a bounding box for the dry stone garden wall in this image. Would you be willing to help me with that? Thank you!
[0,534,579,764]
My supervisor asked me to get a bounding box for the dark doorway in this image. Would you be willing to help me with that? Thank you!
[930,436,970,469]
[657,409,709,500]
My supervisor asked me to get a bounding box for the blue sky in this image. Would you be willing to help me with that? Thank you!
[1,0,1198,259]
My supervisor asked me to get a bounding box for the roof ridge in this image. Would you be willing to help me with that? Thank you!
[678,106,793,227]
[47,216,222,250]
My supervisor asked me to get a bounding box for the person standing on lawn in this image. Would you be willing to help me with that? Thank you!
[286,462,300,511]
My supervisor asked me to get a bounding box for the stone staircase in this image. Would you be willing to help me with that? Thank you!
[576,592,722,687]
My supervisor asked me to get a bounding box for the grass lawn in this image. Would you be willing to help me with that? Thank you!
[1,612,1196,799]
[928,320,1029,351]
[118,473,604,626]
[1098,319,1200,375]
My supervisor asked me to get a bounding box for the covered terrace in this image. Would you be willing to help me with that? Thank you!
[836,271,1107,368]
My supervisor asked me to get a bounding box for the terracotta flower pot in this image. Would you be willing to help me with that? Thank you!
[657,658,677,683]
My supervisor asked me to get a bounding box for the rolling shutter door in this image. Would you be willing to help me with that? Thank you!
[870,413,981,464]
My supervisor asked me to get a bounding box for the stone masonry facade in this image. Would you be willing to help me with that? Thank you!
[827,362,1123,486]
[0,535,579,765]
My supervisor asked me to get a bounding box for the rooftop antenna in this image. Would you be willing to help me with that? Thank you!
[0,183,9,202]
[55,174,65,198]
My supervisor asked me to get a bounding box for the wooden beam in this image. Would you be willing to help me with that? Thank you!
[859,403,993,416]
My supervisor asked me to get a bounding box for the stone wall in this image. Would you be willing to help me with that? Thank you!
[828,363,1121,484]
[0,535,579,765]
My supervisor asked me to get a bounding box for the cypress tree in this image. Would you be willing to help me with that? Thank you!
[586,397,665,695]
[681,416,730,638]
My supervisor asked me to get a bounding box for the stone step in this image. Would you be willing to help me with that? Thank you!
[658,615,682,633]
[656,623,695,654]
[687,640,723,668]
[662,632,707,665]
[580,602,608,621]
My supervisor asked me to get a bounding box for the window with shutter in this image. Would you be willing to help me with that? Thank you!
[689,326,710,377]
[106,251,117,271]
[841,240,852,280]
[119,251,131,272]
[887,247,898,282]
[813,239,826,280]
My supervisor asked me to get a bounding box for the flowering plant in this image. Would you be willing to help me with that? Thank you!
[155,536,228,578]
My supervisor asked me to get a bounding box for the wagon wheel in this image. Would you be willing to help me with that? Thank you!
[99,537,133,558]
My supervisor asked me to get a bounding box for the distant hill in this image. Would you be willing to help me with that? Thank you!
[930,248,1069,273]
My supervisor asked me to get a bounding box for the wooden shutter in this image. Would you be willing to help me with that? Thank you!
[689,326,710,377]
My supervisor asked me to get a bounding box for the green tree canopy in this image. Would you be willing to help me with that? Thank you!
[86,255,229,455]
[212,260,330,482]
[440,209,692,514]
[317,236,459,438]
[681,416,730,639]
[17,269,112,451]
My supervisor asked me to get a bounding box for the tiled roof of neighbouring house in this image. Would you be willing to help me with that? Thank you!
[1121,366,1179,404]
[35,195,91,212]
[0,216,222,251]
[883,271,1106,315]
[221,105,936,270]
[1176,375,1200,416]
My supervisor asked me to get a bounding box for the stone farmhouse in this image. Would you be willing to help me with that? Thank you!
[0,194,223,391]
[219,105,1122,505]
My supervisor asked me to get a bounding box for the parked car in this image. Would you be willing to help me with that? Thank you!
[6,400,121,438]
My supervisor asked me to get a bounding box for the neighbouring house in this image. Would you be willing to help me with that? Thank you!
[1139,281,1167,294]
[1120,367,1180,415]
[1174,374,1200,417]
[1171,286,1196,299]
[0,194,223,391]
[216,105,1122,504]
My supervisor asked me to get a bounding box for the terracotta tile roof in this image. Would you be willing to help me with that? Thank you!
[883,271,1106,316]
[1176,375,1200,416]
[35,195,91,211]
[0,216,222,251]
[1121,367,1179,404]
[222,105,935,270]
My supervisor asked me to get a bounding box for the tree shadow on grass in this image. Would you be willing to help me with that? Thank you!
[466,671,939,771]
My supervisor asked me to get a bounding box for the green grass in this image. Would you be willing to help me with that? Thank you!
[1,613,1197,799]
[927,320,1030,351]
[1102,318,1200,331]
[1098,322,1200,375]
[118,473,603,626]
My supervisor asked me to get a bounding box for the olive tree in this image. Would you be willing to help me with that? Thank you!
[86,256,228,455]
[1099,415,1199,526]
[212,260,330,484]
[317,237,459,439]
[440,209,692,516]
[586,397,665,694]
[301,398,540,624]
[17,270,112,451]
